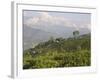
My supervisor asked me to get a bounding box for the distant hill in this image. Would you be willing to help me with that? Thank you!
[23,26,60,50]
[23,26,90,50]
[24,33,90,55]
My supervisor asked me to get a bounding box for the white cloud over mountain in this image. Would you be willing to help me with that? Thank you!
[23,11,91,50]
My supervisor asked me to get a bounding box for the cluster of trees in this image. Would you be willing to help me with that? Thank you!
[23,31,91,69]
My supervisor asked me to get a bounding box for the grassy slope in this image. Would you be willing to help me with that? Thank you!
[23,34,91,69]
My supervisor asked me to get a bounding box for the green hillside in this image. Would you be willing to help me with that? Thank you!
[23,33,91,69]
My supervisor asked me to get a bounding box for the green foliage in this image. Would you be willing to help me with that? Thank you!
[23,33,91,69]
[73,30,80,39]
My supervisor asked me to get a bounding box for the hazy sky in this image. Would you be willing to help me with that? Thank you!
[23,10,91,34]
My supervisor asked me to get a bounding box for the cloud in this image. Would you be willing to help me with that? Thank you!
[24,12,90,31]
[25,12,72,26]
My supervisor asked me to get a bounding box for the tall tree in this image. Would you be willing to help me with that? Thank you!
[73,30,79,39]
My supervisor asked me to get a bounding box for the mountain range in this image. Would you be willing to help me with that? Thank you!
[23,26,90,50]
